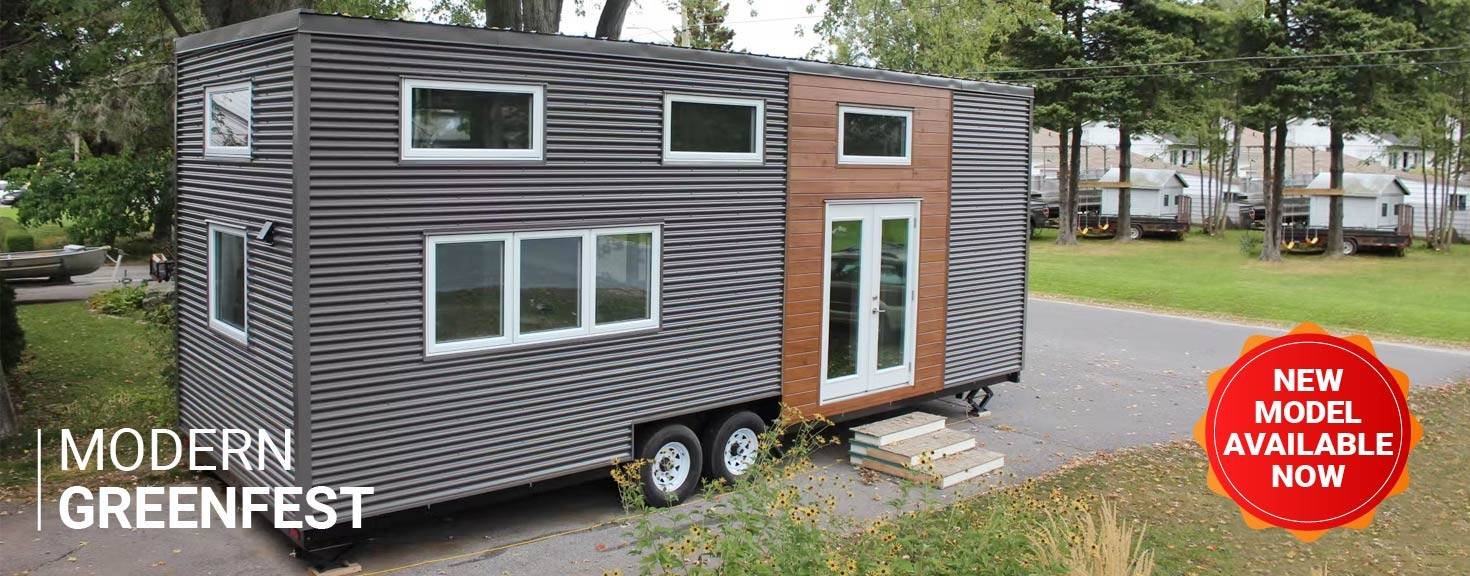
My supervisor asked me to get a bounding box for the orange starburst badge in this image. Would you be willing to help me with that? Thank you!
[1193,323,1423,542]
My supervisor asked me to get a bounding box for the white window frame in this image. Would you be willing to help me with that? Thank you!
[837,105,913,166]
[424,225,661,356]
[207,223,249,344]
[400,78,545,161]
[662,94,765,164]
[203,82,252,159]
[424,232,512,355]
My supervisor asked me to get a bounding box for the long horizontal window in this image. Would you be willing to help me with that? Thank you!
[401,78,544,161]
[425,226,661,355]
[663,94,765,163]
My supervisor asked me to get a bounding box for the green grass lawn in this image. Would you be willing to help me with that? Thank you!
[1029,228,1470,344]
[0,301,177,498]
[1032,380,1470,575]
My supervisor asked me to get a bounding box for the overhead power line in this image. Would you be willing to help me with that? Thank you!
[998,57,1470,84]
[984,45,1469,76]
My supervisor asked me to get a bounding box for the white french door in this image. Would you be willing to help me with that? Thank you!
[819,201,920,403]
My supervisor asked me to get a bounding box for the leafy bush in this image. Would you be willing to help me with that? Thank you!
[1028,499,1155,576]
[1237,232,1261,256]
[3,228,34,252]
[0,279,23,372]
[86,286,148,315]
[610,408,1110,576]
[4,149,173,245]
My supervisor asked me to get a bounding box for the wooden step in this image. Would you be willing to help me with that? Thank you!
[850,412,947,446]
[850,428,976,467]
[852,448,1005,489]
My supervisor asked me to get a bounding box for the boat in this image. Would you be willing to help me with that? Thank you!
[0,245,111,280]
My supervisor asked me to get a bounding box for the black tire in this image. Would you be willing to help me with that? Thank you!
[1341,239,1358,256]
[703,410,767,485]
[637,423,703,507]
[1128,225,1143,241]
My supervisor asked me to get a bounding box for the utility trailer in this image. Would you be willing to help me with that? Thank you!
[1279,173,1413,256]
[173,11,1032,550]
[1074,168,1191,240]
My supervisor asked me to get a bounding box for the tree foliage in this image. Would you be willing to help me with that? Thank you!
[811,0,1046,77]
[670,0,736,50]
[6,150,173,245]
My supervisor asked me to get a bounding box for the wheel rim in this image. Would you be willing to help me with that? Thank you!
[723,428,759,476]
[1342,241,1354,255]
[652,441,691,493]
[1129,226,1142,240]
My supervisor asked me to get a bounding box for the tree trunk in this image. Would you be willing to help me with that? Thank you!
[596,0,633,39]
[1221,121,1242,233]
[1057,128,1078,245]
[487,0,523,30]
[157,0,189,36]
[0,368,14,437]
[1326,123,1345,258]
[1261,120,1287,261]
[1115,122,1133,242]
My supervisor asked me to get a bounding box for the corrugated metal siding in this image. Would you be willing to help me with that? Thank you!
[175,34,297,492]
[303,34,788,515]
[945,90,1031,385]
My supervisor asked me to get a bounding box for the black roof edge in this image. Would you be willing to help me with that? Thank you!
[175,9,302,53]
[175,10,1032,99]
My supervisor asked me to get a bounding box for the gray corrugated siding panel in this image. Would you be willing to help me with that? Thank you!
[945,91,1032,386]
[175,34,298,494]
[304,36,788,515]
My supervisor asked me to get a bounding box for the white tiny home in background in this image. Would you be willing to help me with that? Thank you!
[1299,173,1410,230]
[1095,168,1189,218]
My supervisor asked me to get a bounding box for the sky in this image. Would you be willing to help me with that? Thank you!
[407,1,828,60]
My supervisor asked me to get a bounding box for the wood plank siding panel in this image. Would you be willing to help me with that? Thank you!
[781,74,952,417]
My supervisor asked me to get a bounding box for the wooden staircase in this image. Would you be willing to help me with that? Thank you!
[848,412,1004,488]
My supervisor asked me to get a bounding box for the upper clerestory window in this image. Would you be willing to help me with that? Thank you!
[663,94,764,164]
[204,83,252,159]
[838,105,912,166]
[400,78,545,161]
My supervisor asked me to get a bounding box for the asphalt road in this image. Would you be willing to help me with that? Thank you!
[9,265,165,304]
[3,299,1466,576]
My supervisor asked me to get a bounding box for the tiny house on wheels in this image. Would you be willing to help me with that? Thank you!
[173,11,1032,547]
[1076,168,1191,240]
[1282,173,1413,255]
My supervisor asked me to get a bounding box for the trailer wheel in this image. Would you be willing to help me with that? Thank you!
[1341,239,1358,256]
[1127,225,1143,241]
[704,410,767,485]
[637,423,703,507]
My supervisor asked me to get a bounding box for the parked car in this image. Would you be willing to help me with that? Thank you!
[0,184,23,206]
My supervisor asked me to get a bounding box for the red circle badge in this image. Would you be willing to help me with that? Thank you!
[1193,323,1423,542]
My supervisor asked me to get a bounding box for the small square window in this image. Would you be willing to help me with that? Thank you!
[401,79,544,161]
[426,234,510,354]
[208,223,248,343]
[663,95,764,163]
[595,231,655,324]
[838,105,912,166]
[204,83,251,158]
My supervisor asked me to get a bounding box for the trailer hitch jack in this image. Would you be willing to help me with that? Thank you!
[959,385,994,418]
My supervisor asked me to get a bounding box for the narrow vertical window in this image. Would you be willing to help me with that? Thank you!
[595,231,655,325]
[208,224,248,342]
[204,83,251,158]
[517,235,583,336]
[426,234,509,353]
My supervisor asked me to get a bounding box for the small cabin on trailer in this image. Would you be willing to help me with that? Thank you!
[1094,168,1188,218]
[1075,168,1191,239]
[173,11,1032,546]
[1291,173,1411,231]
[1279,173,1413,256]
